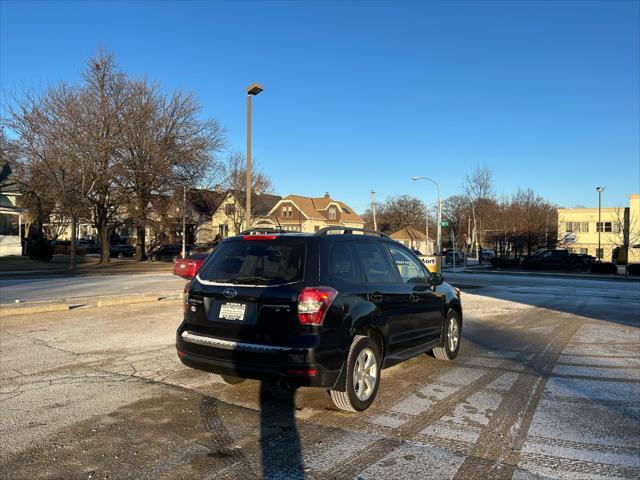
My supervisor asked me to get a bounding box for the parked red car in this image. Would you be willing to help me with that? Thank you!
[173,254,207,279]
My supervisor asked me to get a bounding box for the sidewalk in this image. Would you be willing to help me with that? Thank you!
[447,264,640,282]
[0,255,172,278]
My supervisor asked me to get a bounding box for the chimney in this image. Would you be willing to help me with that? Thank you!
[214,184,222,193]
[324,192,330,199]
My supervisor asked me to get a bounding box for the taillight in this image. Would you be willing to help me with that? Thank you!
[297,287,338,325]
[183,281,191,312]
[242,235,277,241]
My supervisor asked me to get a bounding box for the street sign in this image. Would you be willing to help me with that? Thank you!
[440,221,449,227]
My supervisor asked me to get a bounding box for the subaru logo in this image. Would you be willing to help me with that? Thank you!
[223,288,238,299]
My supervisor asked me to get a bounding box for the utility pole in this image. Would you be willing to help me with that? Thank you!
[371,190,377,231]
[472,202,479,261]
[426,207,429,254]
[182,185,187,259]
[596,186,605,260]
[467,217,471,254]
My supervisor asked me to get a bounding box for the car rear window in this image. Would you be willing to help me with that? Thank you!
[197,239,306,285]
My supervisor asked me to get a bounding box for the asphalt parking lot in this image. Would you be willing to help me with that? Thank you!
[1,273,639,479]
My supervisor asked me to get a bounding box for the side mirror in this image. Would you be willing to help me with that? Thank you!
[430,272,444,286]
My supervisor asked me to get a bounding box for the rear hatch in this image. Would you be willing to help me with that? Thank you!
[185,236,310,346]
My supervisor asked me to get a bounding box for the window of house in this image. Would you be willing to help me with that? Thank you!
[580,248,588,255]
[328,207,337,220]
[225,204,235,215]
[595,248,604,258]
[219,224,229,237]
[281,206,293,218]
[596,222,613,233]
[0,213,19,236]
[314,226,320,232]
[566,222,589,233]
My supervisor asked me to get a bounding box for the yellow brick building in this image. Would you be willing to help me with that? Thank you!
[557,193,640,263]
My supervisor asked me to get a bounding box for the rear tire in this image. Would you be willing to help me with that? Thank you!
[219,375,245,385]
[330,335,381,412]
[432,309,461,361]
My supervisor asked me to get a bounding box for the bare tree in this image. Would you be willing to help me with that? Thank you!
[463,164,496,247]
[220,152,273,233]
[68,51,131,264]
[609,206,640,263]
[362,195,428,234]
[118,80,225,259]
[442,194,471,250]
[4,86,90,269]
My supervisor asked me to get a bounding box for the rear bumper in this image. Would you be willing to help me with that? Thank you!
[176,327,345,389]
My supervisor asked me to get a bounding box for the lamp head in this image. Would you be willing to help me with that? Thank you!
[246,83,264,96]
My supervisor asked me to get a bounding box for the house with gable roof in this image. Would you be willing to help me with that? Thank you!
[255,192,364,232]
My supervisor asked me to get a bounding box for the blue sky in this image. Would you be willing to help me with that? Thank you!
[1,0,638,213]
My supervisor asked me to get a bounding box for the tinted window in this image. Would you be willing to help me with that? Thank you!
[355,243,397,283]
[198,240,305,285]
[388,246,428,283]
[330,243,360,283]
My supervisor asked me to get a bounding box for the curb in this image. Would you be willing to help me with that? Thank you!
[0,303,70,317]
[449,269,640,282]
[97,294,161,307]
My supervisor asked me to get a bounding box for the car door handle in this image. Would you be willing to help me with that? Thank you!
[369,293,384,303]
[409,293,421,303]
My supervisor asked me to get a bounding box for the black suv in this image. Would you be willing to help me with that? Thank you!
[176,228,463,412]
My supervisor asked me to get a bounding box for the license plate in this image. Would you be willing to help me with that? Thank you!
[219,302,246,321]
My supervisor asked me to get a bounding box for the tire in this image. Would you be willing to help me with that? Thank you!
[330,335,381,412]
[571,262,586,272]
[432,309,461,361]
[219,375,246,385]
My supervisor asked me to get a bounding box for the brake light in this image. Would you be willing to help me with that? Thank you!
[242,235,277,241]
[297,287,338,325]
[183,281,191,312]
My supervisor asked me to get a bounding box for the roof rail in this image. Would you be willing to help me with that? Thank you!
[239,227,287,235]
[314,226,391,238]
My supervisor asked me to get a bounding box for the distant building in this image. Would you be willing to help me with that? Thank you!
[0,159,22,256]
[556,193,640,263]
[390,227,435,255]
[191,189,282,242]
[255,193,364,233]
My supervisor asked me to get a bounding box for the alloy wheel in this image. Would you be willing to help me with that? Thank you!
[353,347,377,401]
[448,317,459,352]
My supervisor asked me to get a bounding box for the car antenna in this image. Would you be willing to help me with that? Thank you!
[274,215,285,233]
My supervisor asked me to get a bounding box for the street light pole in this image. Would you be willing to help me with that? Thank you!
[245,83,264,230]
[412,176,442,254]
[596,186,605,260]
[182,185,187,259]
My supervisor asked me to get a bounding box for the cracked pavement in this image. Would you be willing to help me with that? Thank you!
[1,273,639,479]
